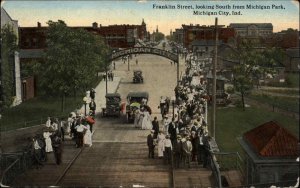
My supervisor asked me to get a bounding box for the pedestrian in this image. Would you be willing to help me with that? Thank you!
[136,59,138,65]
[152,116,159,139]
[45,117,51,128]
[103,74,106,81]
[43,129,53,153]
[164,135,172,164]
[75,123,85,148]
[170,61,173,65]
[52,133,63,165]
[113,61,116,70]
[90,88,96,100]
[83,124,92,147]
[168,118,177,146]
[32,136,44,168]
[147,130,156,158]
[173,135,182,168]
[111,72,114,81]
[89,99,96,117]
[157,131,165,159]
[182,136,193,168]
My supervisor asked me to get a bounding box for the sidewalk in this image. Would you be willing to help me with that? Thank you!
[79,77,121,114]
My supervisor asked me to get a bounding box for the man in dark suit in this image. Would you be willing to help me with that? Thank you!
[152,116,159,139]
[147,130,155,158]
[168,118,177,146]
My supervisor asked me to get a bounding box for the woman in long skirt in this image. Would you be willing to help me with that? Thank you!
[83,124,92,147]
[43,130,53,152]
[157,131,165,158]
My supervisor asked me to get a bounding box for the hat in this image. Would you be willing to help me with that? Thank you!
[151,130,155,133]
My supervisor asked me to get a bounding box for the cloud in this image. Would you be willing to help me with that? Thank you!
[291,0,299,9]
[137,0,147,3]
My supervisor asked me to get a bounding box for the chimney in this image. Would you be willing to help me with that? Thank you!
[92,22,98,28]
[37,22,41,27]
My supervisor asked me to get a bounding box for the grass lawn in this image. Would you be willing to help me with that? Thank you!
[208,106,299,155]
[0,95,84,132]
[249,93,299,113]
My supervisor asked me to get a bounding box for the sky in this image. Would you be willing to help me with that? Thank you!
[2,0,299,35]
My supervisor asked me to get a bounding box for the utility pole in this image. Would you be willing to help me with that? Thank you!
[212,17,218,139]
[105,62,108,94]
[127,56,130,71]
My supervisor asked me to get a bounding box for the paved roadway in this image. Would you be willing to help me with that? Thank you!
[13,42,215,187]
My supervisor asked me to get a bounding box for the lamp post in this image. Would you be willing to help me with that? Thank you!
[127,55,130,71]
[171,97,175,119]
[83,96,88,116]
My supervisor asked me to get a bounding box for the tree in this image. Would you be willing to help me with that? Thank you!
[36,20,109,111]
[1,24,18,108]
[228,40,280,111]
[151,32,164,42]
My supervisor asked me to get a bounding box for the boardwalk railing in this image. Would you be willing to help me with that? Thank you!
[1,115,66,132]
[0,149,33,186]
[209,152,222,188]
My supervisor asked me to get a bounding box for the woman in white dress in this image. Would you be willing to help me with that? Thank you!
[142,110,152,130]
[134,109,140,128]
[83,124,92,147]
[43,130,53,152]
[157,131,165,158]
[137,109,144,129]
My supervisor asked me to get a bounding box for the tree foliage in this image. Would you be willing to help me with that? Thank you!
[1,24,18,108]
[37,20,109,97]
[151,32,165,42]
[228,40,281,110]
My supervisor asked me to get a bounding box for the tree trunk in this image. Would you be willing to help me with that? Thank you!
[241,91,245,111]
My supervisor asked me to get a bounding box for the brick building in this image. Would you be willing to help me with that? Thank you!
[238,121,299,186]
[229,23,273,37]
[180,24,235,50]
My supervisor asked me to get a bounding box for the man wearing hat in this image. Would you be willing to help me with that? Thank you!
[173,135,182,168]
[147,130,156,158]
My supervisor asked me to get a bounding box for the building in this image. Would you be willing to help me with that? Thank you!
[172,28,184,45]
[238,121,299,186]
[282,48,300,72]
[181,24,235,50]
[229,23,273,37]
[1,8,22,106]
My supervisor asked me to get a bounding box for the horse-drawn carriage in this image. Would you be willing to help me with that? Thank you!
[126,92,149,123]
[133,70,144,83]
[102,93,121,117]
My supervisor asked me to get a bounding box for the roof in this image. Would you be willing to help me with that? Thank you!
[243,121,299,157]
[285,48,300,58]
[127,92,149,99]
[105,93,121,98]
[229,23,273,28]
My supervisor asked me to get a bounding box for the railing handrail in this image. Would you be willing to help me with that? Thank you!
[1,114,67,132]
[0,157,20,185]
[210,152,222,188]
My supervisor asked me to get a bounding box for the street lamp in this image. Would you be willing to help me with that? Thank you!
[127,55,130,71]
[171,97,175,119]
[83,96,88,116]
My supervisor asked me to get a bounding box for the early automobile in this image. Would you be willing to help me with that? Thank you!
[126,92,149,123]
[133,70,144,83]
[102,93,121,117]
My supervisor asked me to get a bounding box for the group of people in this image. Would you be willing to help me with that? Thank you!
[134,106,152,130]
[103,71,114,81]
[68,112,94,148]
[146,59,212,169]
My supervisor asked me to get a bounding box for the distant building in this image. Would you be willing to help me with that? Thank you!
[229,23,273,37]
[1,7,22,106]
[173,28,184,45]
[181,24,235,50]
[19,19,148,50]
[283,48,300,72]
[238,121,299,186]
